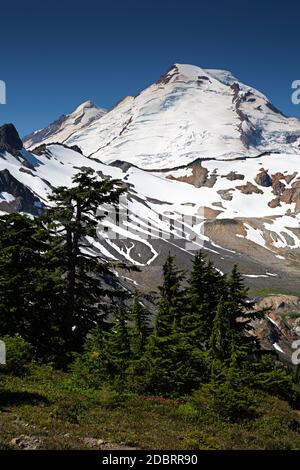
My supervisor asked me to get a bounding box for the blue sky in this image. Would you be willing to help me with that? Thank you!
[0,0,300,137]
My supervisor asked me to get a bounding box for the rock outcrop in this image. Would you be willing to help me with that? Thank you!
[255,169,272,187]
[0,169,44,215]
[0,124,23,156]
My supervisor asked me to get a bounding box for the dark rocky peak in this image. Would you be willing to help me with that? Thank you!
[0,123,23,156]
[0,168,44,215]
[156,64,178,85]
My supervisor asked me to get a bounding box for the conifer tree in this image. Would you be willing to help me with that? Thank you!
[183,250,224,348]
[209,296,231,360]
[0,213,65,360]
[43,169,125,352]
[0,170,127,364]
[105,307,132,388]
[129,290,151,358]
[209,265,265,364]
[0,213,44,335]
[155,253,186,336]
[225,264,264,352]
[128,254,207,396]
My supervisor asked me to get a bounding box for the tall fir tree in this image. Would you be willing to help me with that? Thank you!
[209,265,265,363]
[129,290,151,359]
[0,213,65,360]
[209,296,232,360]
[43,168,125,353]
[106,307,132,386]
[225,264,264,352]
[0,213,44,335]
[183,250,224,348]
[0,169,128,364]
[155,253,186,336]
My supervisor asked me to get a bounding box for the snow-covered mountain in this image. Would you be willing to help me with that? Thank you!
[2,63,300,294]
[23,100,107,149]
[24,64,300,168]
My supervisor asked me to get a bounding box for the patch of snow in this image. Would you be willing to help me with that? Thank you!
[0,192,15,203]
[273,342,284,353]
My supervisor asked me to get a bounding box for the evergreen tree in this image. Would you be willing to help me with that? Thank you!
[205,348,257,422]
[128,255,208,396]
[107,307,131,380]
[43,169,125,352]
[70,308,132,391]
[0,170,127,364]
[155,253,186,336]
[0,213,44,335]
[68,325,110,390]
[0,213,65,360]
[129,291,151,358]
[183,251,224,348]
[209,265,265,363]
[209,296,231,360]
[224,265,264,353]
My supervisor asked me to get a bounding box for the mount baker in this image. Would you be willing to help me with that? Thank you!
[0,63,300,294]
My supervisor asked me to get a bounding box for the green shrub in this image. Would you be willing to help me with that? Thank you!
[176,402,200,421]
[127,336,209,397]
[52,397,87,424]
[191,382,257,423]
[182,430,223,450]
[252,355,300,403]
[0,334,33,376]
[67,352,104,392]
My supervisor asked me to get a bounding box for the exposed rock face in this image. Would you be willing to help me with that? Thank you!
[257,295,300,311]
[201,206,223,218]
[285,172,297,184]
[272,179,286,196]
[0,124,23,156]
[217,188,234,200]
[24,114,67,147]
[267,182,300,211]
[70,145,83,155]
[237,181,263,194]
[110,160,137,172]
[268,197,281,208]
[32,142,83,156]
[0,169,44,215]
[166,160,217,188]
[222,171,244,181]
[253,295,300,359]
[280,188,294,204]
[292,178,300,189]
[255,169,272,187]
[231,82,263,148]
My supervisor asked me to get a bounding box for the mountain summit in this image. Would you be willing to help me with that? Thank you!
[0,123,23,155]
[24,63,300,168]
[23,100,107,149]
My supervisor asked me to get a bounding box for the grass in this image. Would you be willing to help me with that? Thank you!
[249,286,300,298]
[1,364,300,450]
